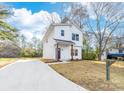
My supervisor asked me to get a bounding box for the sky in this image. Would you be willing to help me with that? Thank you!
[2,2,124,42]
[4,2,63,41]
[6,2,63,14]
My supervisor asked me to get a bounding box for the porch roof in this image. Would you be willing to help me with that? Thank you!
[54,39,75,45]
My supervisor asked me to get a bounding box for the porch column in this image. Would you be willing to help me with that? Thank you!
[71,44,73,60]
[56,43,59,61]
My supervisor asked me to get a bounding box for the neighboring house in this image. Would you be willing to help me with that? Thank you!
[101,48,124,60]
[42,18,83,61]
[101,37,124,60]
[108,48,124,54]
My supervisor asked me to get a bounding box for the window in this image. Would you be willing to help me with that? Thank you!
[76,34,79,41]
[72,33,75,40]
[72,33,79,41]
[75,49,78,56]
[73,49,78,56]
[119,49,123,53]
[61,30,64,36]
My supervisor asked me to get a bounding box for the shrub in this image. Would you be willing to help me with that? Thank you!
[82,50,96,60]
[21,48,36,57]
[21,48,43,57]
[34,49,43,57]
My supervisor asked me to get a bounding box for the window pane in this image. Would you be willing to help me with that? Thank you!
[72,33,75,40]
[61,30,64,36]
[75,49,78,56]
[76,34,79,41]
[119,49,123,53]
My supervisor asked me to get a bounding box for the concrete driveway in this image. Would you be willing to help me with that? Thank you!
[0,60,86,91]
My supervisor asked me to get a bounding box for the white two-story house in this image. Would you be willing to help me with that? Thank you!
[42,18,83,61]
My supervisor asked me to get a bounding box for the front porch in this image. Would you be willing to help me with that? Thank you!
[54,39,75,61]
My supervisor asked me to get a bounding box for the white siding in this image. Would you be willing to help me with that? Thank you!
[109,49,119,53]
[43,22,83,60]
[71,26,83,47]
[43,29,56,59]
[73,46,82,60]
[54,26,71,41]
[54,25,83,47]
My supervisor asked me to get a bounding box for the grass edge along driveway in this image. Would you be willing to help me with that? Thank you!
[0,58,18,68]
[0,58,41,68]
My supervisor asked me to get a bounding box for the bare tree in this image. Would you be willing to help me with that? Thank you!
[85,2,124,60]
[62,3,88,28]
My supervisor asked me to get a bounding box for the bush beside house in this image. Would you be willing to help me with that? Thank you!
[82,49,96,60]
[21,48,43,57]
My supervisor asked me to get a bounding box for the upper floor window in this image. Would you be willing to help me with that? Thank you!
[76,34,79,41]
[72,33,75,40]
[61,30,64,36]
[72,33,79,41]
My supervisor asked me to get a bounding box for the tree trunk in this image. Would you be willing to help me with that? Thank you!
[98,53,102,61]
[98,44,102,61]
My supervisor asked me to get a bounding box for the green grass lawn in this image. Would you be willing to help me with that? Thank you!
[50,61,124,91]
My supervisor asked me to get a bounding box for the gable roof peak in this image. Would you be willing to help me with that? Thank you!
[61,17,82,31]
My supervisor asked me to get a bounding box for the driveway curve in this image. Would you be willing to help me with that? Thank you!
[0,60,87,91]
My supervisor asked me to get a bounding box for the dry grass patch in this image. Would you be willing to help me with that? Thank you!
[50,61,124,91]
[0,57,41,69]
[0,58,17,64]
[40,58,57,63]
[0,58,18,68]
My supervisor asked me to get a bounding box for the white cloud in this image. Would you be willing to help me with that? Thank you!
[7,8,61,41]
[81,2,96,20]
[64,6,71,13]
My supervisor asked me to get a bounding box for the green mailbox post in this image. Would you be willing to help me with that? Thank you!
[106,60,115,81]
[106,53,124,81]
